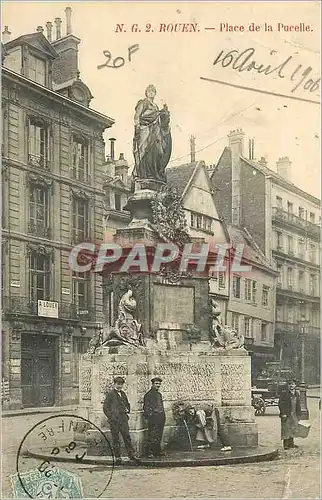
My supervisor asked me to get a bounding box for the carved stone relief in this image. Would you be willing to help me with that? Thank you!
[80,367,92,400]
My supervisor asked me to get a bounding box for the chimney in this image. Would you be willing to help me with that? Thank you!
[54,17,62,40]
[276,157,292,181]
[36,26,44,34]
[65,7,72,35]
[228,128,245,158]
[46,22,53,42]
[190,135,196,163]
[109,138,116,161]
[258,157,268,167]
[51,9,80,85]
[2,26,11,43]
[228,128,245,226]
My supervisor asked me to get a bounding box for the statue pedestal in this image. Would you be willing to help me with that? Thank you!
[79,345,258,456]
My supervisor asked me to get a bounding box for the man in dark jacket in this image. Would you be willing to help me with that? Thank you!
[103,377,140,465]
[143,377,166,458]
[278,380,302,449]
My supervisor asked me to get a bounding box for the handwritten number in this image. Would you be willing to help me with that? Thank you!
[75,451,86,462]
[97,45,139,70]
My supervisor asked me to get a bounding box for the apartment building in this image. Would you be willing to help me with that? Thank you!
[212,129,320,384]
[103,138,131,242]
[226,225,277,378]
[1,9,114,409]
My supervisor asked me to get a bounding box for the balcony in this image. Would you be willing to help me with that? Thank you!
[275,321,320,337]
[28,222,51,239]
[28,154,49,170]
[272,207,320,240]
[2,297,95,322]
[276,285,319,303]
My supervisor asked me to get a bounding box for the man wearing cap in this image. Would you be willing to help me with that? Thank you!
[103,376,140,465]
[143,377,166,458]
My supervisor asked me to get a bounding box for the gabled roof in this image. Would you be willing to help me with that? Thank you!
[166,161,199,197]
[4,32,58,59]
[228,225,277,273]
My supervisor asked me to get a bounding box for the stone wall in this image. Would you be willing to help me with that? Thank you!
[79,345,258,454]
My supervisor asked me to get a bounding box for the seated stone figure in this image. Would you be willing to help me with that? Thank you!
[210,299,244,350]
[104,288,144,347]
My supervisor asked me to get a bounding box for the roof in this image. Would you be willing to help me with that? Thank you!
[4,32,58,59]
[3,67,114,128]
[227,225,277,273]
[241,156,320,206]
[166,161,199,197]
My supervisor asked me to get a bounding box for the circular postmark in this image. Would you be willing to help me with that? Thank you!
[15,414,114,498]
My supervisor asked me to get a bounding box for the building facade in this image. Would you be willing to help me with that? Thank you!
[1,10,114,409]
[226,225,277,378]
[212,129,321,384]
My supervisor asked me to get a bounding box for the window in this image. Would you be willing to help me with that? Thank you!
[190,212,213,232]
[28,119,49,168]
[276,196,283,208]
[299,207,305,218]
[29,54,46,85]
[309,212,315,224]
[244,317,252,338]
[72,138,88,181]
[262,286,269,307]
[287,267,293,288]
[72,337,90,388]
[309,274,317,296]
[218,272,226,289]
[29,251,51,301]
[29,184,49,237]
[287,236,293,254]
[72,197,89,242]
[298,239,305,258]
[309,244,316,264]
[298,270,305,291]
[276,231,283,250]
[232,275,241,298]
[261,322,268,341]
[245,279,256,302]
[287,201,293,214]
[252,281,257,303]
[231,313,239,332]
[245,279,252,301]
[72,271,90,311]
[114,193,121,211]
[277,265,282,286]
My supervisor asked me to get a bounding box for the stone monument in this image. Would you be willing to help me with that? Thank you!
[78,86,258,455]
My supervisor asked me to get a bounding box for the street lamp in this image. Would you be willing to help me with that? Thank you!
[297,315,310,420]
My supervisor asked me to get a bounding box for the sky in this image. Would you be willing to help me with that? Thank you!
[2,1,321,198]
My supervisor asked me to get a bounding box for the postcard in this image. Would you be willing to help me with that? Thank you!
[1,1,320,499]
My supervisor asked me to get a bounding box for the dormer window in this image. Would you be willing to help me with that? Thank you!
[29,54,46,85]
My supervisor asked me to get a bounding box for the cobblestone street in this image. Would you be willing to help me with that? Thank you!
[2,392,320,499]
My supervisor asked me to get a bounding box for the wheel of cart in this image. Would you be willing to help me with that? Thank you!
[252,395,266,415]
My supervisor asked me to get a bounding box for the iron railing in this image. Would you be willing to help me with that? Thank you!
[2,296,95,322]
[275,321,320,337]
[272,207,320,239]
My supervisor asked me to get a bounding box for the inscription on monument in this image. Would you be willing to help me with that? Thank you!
[154,284,194,324]
[221,363,245,403]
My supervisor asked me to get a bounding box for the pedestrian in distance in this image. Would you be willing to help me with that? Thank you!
[143,377,166,458]
[278,379,302,450]
[103,376,141,465]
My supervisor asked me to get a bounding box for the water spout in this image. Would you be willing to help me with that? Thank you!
[183,419,193,452]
